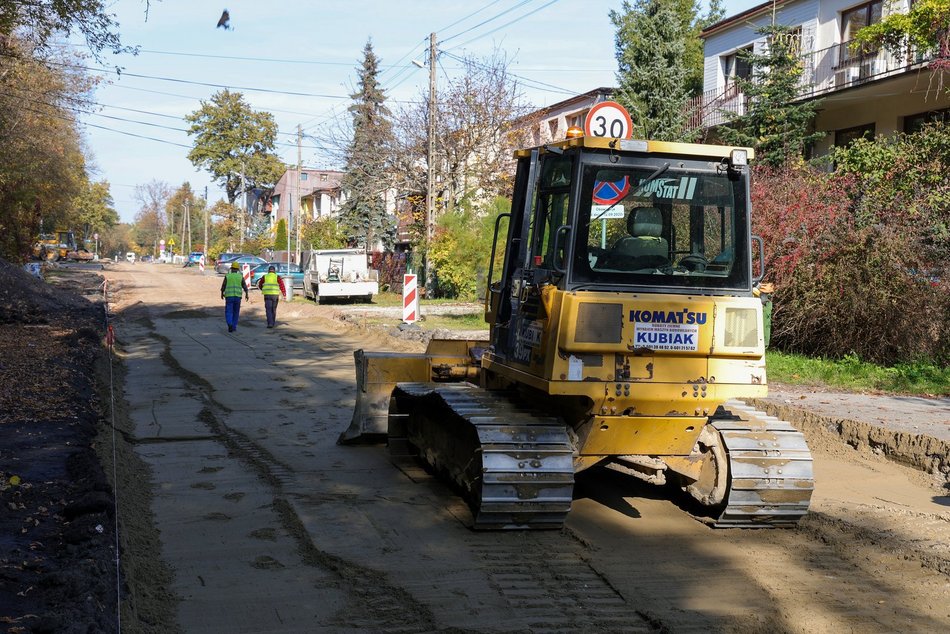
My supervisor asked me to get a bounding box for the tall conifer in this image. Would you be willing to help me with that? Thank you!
[340,40,395,249]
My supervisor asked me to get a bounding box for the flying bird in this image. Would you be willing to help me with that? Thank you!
[216,9,231,30]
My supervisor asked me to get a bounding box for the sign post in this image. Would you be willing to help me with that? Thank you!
[402,274,418,324]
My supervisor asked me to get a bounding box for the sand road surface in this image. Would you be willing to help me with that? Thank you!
[100,263,948,634]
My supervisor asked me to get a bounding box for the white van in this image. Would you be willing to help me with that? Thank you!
[126,252,136,263]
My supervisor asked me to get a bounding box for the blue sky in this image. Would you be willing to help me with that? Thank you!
[73,1,763,222]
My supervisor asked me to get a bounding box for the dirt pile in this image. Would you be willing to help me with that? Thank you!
[0,259,119,633]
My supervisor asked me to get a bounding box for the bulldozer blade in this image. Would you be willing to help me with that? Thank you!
[339,341,486,445]
[338,349,430,445]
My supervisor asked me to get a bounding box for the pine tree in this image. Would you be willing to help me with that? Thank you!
[611,0,722,141]
[274,218,288,251]
[718,24,825,166]
[339,40,395,250]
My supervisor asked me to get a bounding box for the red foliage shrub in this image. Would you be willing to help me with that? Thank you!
[751,160,950,365]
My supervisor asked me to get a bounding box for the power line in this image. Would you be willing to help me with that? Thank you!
[440,50,575,95]
[439,0,536,44]
[83,121,192,148]
[138,48,399,67]
[439,0,507,33]
[446,0,563,52]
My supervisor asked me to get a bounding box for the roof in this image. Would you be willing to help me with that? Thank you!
[514,135,754,160]
[523,87,615,120]
[701,0,794,38]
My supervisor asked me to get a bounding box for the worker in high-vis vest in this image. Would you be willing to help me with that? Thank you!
[256,265,287,329]
[220,261,249,332]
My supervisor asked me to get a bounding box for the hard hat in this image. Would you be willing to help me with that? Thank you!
[230,262,239,270]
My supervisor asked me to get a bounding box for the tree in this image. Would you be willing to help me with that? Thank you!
[389,49,531,262]
[426,197,510,300]
[718,24,824,167]
[73,179,118,239]
[0,0,140,59]
[611,0,723,140]
[339,40,395,250]
[165,183,206,254]
[853,0,950,88]
[185,90,286,205]
[274,218,288,251]
[131,180,170,256]
[0,37,88,260]
[301,216,346,250]
[208,200,241,257]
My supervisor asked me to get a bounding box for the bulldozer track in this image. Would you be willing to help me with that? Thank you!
[388,382,575,530]
[712,401,815,527]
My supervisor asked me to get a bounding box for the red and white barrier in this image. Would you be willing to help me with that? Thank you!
[242,263,251,287]
[403,274,418,323]
[198,256,205,272]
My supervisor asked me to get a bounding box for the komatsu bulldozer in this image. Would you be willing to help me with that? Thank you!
[342,134,814,529]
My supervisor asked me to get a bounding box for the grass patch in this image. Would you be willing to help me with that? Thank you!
[355,313,488,331]
[767,350,950,396]
[371,292,478,307]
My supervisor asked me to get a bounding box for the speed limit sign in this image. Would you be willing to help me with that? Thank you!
[584,101,634,139]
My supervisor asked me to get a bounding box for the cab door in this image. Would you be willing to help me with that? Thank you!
[490,150,575,365]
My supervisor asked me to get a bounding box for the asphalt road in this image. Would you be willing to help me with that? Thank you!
[102,262,950,633]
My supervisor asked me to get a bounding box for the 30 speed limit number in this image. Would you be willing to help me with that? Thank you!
[583,101,634,139]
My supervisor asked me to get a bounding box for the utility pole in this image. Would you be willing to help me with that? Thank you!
[426,32,437,245]
[296,123,302,268]
[239,166,245,249]
[180,201,187,256]
[185,199,192,254]
[203,186,209,255]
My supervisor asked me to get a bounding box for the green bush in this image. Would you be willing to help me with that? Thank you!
[427,198,509,301]
[752,124,950,365]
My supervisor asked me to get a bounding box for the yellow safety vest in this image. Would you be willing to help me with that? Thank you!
[223,271,244,298]
[261,272,281,296]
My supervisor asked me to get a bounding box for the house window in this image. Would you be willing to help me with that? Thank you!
[548,119,558,140]
[321,173,328,182]
[840,1,883,62]
[903,108,950,133]
[835,123,875,147]
[723,46,753,86]
[299,172,308,181]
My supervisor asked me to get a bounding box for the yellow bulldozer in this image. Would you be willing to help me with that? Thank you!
[32,230,94,262]
[342,134,813,529]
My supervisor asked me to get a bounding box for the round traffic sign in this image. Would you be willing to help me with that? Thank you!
[584,101,634,139]
[592,176,630,205]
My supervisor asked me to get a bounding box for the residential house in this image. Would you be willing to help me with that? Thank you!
[269,168,345,227]
[694,0,949,154]
[518,87,616,145]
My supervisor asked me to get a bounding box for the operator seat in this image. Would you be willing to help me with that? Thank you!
[612,207,669,269]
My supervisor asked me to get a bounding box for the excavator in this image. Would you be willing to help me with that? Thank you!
[341,132,814,529]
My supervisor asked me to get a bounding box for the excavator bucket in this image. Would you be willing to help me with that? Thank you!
[340,340,485,445]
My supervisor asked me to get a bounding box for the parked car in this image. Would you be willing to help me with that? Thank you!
[214,252,244,265]
[188,251,205,263]
[214,255,267,275]
[249,262,304,291]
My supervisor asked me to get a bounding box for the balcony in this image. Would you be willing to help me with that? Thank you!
[687,39,931,132]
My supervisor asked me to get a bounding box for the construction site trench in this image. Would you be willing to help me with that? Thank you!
[2,261,948,634]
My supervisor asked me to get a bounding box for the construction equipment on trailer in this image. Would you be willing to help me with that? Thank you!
[302,248,379,303]
[342,133,814,529]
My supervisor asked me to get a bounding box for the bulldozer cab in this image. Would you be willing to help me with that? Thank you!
[487,137,756,364]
